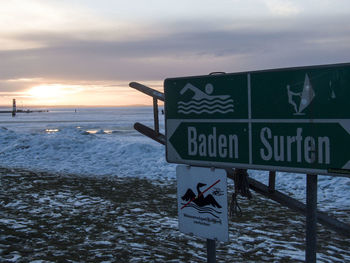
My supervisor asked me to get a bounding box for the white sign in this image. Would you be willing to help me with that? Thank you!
[177,165,228,242]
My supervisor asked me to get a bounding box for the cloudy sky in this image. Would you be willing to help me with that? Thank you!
[1,0,350,106]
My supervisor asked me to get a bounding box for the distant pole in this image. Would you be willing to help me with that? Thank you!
[12,99,16,117]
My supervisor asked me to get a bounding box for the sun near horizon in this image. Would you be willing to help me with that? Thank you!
[0,81,164,108]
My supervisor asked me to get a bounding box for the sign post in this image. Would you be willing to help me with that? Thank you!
[165,63,350,262]
[306,174,318,263]
[207,239,216,263]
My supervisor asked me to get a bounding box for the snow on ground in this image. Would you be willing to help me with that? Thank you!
[1,170,349,262]
[0,107,349,216]
[250,171,350,216]
[0,107,349,262]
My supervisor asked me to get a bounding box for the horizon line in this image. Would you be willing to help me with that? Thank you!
[0,104,162,108]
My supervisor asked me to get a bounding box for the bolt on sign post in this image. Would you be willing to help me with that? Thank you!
[165,63,350,177]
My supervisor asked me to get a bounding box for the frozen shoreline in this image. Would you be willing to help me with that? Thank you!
[0,107,349,220]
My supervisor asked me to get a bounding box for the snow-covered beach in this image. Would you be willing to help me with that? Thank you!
[0,107,172,180]
[1,107,349,262]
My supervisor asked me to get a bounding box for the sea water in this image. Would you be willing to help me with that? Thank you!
[0,107,173,179]
[0,106,160,133]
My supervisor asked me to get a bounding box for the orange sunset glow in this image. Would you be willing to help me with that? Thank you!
[1,0,349,107]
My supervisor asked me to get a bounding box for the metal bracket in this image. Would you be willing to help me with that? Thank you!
[129,82,165,143]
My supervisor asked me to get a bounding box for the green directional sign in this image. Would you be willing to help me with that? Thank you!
[164,63,350,177]
[252,122,350,172]
[168,122,249,164]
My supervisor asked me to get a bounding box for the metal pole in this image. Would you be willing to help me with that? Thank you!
[268,171,276,193]
[206,239,216,263]
[129,82,164,101]
[153,98,159,134]
[306,174,318,263]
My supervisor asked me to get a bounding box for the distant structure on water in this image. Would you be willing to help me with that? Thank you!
[0,99,49,116]
[12,99,16,117]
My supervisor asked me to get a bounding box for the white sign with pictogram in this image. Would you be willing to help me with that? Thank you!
[177,165,228,242]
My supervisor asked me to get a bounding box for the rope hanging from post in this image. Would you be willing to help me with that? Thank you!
[228,168,252,219]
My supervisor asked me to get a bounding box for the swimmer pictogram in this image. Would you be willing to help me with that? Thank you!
[177,83,234,115]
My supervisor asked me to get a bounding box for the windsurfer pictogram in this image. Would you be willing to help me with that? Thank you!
[181,181,222,218]
[287,73,315,115]
[177,83,234,115]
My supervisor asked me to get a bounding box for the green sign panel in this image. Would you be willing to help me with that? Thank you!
[252,122,350,171]
[169,122,249,164]
[251,66,350,119]
[165,63,350,176]
[165,74,248,119]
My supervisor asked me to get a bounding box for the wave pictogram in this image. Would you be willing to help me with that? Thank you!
[178,103,233,111]
[178,108,234,114]
[180,202,221,218]
[177,98,234,115]
[178,98,233,106]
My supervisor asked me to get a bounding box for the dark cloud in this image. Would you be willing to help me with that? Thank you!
[1,16,350,84]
